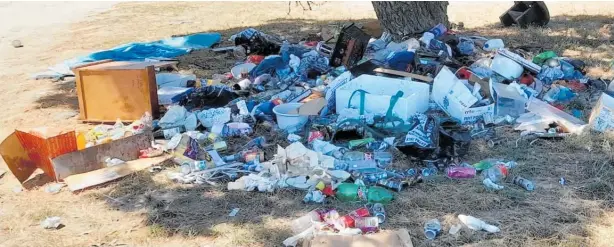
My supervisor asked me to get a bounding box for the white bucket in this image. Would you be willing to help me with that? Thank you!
[491,54,523,80]
[273,103,308,132]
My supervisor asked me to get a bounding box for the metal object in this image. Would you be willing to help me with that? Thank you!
[376,179,404,192]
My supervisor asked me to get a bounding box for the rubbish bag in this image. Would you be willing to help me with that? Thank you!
[396,114,439,160]
[182,85,238,110]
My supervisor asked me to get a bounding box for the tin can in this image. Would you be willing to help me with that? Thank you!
[513,176,535,191]
[377,179,404,192]
[371,203,386,224]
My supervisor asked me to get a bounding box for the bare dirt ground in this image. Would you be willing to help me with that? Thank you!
[2,2,614,247]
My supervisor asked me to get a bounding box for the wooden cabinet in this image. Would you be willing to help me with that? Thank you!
[73,61,160,122]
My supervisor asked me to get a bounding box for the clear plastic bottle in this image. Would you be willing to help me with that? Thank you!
[482,164,508,183]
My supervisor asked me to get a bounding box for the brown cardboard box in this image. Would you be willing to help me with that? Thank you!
[308,229,413,247]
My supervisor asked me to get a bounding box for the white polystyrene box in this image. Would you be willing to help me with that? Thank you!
[335,74,430,121]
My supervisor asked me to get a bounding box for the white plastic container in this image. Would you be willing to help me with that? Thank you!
[273,103,308,132]
[483,39,504,51]
[491,54,523,80]
[335,74,430,121]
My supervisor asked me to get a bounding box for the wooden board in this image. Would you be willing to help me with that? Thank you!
[374,68,434,83]
[51,132,153,181]
[74,61,159,122]
[64,156,170,191]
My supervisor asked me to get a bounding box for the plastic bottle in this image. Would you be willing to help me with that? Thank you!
[76,132,87,150]
[473,159,513,171]
[424,219,441,240]
[428,23,448,38]
[334,183,394,203]
[337,207,370,229]
[483,178,504,190]
[291,210,321,234]
[458,214,500,233]
[446,166,477,179]
[367,186,394,203]
[483,39,504,51]
[482,164,508,183]
[512,176,535,191]
[343,151,365,161]
[223,149,264,163]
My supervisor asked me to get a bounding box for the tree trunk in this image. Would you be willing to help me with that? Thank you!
[372,1,449,39]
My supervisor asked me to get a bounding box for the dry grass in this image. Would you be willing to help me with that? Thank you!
[2,2,614,247]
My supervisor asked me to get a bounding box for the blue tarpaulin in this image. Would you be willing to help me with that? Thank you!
[35,33,221,79]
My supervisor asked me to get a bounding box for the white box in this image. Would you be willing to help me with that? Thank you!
[335,74,430,121]
[589,92,614,132]
[432,66,495,124]
[491,82,527,117]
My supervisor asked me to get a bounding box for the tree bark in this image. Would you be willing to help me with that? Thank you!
[372,1,449,39]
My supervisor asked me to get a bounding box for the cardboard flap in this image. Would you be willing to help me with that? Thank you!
[308,229,413,247]
[290,98,327,115]
[0,133,37,183]
[52,132,153,181]
[64,155,170,191]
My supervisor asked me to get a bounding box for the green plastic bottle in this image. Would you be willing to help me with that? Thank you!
[367,186,394,204]
[335,183,394,203]
[532,51,557,65]
[473,159,496,171]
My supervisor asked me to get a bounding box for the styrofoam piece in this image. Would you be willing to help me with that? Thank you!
[335,74,430,121]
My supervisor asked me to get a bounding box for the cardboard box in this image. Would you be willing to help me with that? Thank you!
[491,82,528,117]
[0,128,154,185]
[73,60,160,122]
[335,74,430,121]
[51,132,152,180]
[307,228,413,247]
[0,128,76,183]
[432,66,494,124]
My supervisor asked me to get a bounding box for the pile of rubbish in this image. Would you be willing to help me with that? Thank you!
[4,21,614,245]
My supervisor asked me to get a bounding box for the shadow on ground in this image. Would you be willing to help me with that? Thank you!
[40,16,614,247]
[34,79,79,110]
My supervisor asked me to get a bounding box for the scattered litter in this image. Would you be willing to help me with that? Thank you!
[458,214,500,233]
[424,219,441,240]
[44,183,65,194]
[41,216,62,229]
[8,19,608,246]
[11,39,23,48]
[228,208,240,217]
